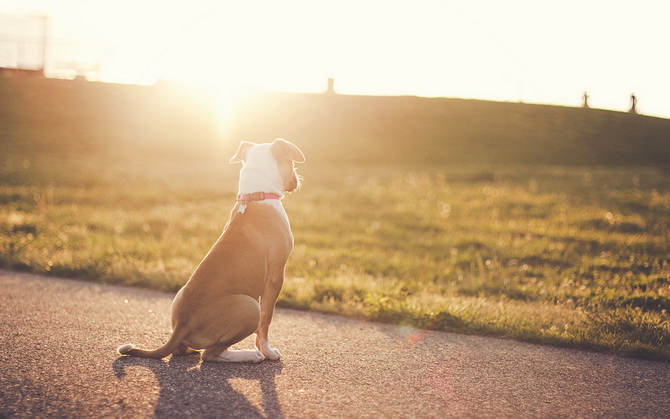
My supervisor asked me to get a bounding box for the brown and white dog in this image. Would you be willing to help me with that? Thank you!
[117,139,305,362]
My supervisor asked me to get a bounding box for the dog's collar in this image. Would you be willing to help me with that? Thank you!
[237,192,282,203]
[236,192,282,214]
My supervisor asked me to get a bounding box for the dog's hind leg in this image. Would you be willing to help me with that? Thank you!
[202,345,265,363]
[199,294,264,363]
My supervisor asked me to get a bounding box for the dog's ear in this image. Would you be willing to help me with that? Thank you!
[229,141,256,164]
[271,138,305,163]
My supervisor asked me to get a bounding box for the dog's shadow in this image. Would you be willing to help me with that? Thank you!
[113,354,284,418]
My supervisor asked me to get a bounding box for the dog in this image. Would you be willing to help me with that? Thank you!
[117,139,305,362]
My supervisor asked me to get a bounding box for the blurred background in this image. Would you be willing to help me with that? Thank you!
[2,0,669,164]
[2,0,670,115]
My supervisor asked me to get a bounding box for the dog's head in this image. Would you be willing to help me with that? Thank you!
[230,139,305,193]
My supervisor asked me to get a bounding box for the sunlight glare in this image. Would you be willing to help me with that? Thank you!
[148,0,531,104]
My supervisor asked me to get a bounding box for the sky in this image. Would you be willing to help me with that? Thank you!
[1,0,669,118]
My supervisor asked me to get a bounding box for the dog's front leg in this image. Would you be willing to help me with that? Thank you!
[255,272,284,360]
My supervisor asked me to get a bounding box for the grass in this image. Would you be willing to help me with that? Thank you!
[1,148,668,360]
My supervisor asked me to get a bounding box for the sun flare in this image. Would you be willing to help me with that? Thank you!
[143,0,530,104]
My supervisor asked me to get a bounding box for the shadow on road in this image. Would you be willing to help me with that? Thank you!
[113,355,284,418]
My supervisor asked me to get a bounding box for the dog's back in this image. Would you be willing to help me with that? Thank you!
[176,202,293,314]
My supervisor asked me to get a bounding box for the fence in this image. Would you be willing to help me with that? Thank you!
[0,13,47,71]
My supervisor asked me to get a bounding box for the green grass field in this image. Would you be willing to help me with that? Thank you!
[1,149,668,360]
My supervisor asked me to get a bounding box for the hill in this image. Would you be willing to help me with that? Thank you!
[2,74,669,166]
[232,92,670,165]
[0,73,219,159]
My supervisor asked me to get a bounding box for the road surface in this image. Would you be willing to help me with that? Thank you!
[1,270,669,418]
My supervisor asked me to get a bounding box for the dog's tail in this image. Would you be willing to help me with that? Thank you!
[117,325,189,359]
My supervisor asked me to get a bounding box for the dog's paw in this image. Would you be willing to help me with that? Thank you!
[257,342,282,360]
[218,349,265,363]
[263,347,282,361]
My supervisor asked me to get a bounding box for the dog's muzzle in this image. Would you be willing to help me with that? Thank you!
[287,171,301,193]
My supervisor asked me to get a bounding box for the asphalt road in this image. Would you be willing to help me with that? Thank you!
[1,270,669,418]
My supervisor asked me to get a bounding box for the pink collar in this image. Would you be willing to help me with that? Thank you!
[236,192,282,203]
